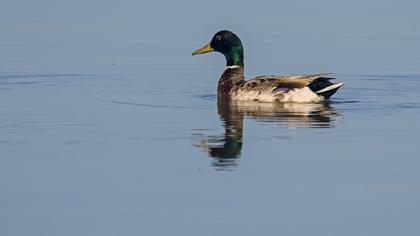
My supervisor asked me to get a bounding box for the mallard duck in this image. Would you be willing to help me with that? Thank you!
[192,30,344,103]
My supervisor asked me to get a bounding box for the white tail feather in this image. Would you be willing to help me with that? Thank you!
[316,83,345,94]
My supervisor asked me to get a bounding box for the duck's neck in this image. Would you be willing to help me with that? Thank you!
[224,45,244,67]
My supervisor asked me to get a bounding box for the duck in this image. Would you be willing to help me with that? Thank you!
[192,30,344,103]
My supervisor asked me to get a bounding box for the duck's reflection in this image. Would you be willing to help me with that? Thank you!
[194,100,342,170]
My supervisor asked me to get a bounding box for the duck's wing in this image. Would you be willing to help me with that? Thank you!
[235,73,343,102]
[239,73,335,92]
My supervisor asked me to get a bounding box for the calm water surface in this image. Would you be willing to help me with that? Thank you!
[1,71,420,235]
[1,0,420,235]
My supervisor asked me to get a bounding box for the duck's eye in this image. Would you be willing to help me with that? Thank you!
[215,35,222,41]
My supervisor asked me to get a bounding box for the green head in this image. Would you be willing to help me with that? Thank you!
[192,30,244,66]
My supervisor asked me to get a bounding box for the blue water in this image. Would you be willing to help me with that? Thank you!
[1,0,420,235]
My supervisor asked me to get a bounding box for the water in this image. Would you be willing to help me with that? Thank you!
[1,0,420,235]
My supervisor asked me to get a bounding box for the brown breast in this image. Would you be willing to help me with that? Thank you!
[217,66,245,100]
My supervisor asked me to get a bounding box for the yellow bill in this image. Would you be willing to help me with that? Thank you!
[192,43,214,55]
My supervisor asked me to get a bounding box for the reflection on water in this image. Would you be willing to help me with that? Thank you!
[194,100,342,170]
